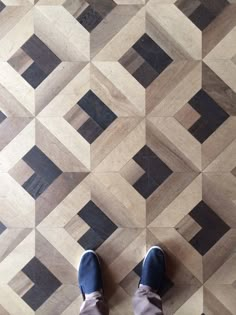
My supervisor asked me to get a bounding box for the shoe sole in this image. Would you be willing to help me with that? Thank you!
[78,249,101,269]
[79,247,163,269]
[143,246,164,266]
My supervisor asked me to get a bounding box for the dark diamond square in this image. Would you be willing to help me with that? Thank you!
[0,221,6,235]
[189,201,230,255]
[133,61,159,88]
[77,6,103,32]
[200,0,229,17]
[22,257,61,310]
[133,260,143,277]
[78,200,117,249]
[87,0,116,18]
[189,89,229,143]
[78,117,103,143]
[133,145,173,198]
[78,90,117,130]
[189,4,216,30]
[133,34,173,76]
[22,173,50,200]
[174,0,199,16]
[22,146,62,198]
[78,228,104,250]
[23,146,62,184]
[133,173,160,199]
[0,111,6,124]
[22,35,61,76]
[231,166,236,177]
[0,1,5,12]
[22,62,48,88]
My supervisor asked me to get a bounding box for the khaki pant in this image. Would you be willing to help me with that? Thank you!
[80,286,163,315]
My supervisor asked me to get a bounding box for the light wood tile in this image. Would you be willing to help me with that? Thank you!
[0,1,235,314]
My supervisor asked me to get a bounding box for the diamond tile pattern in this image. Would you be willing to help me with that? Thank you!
[21,257,62,310]
[78,200,118,250]
[77,6,103,32]
[0,0,5,12]
[0,1,236,315]
[0,111,6,124]
[175,0,229,30]
[8,35,61,88]
[133,34,173,75]
[133,145,173,198]
[188,89,229,143]
[77,90,117,143]
[120,33,173,87]
[0,221,6,235]
[177,201,230,255]
[22,146,62,199]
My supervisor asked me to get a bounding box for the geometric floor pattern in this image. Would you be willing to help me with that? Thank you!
[0,0,236,314]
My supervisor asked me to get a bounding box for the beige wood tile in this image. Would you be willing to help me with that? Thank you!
[0,2,235,314]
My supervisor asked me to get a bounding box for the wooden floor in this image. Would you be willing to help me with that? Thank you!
[0,0,236,314]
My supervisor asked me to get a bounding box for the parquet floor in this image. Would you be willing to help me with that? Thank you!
[0,0,236,314]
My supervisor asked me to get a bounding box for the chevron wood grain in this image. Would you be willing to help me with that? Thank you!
[0,0,236,314]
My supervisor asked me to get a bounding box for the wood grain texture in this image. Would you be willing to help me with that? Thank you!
[0,1,235,314]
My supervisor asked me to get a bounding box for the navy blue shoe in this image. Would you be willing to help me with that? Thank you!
[140,246,165,291]
[78,250,103,299]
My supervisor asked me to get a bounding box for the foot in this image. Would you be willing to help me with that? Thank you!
[140,246,165,292]
[78,250,103,299]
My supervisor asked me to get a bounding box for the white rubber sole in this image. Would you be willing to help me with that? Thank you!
[143,246,164,266]
[78,250,100,270]
[80,249,98,259]
[79,247,163,269]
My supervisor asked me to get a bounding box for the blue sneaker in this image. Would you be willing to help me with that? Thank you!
[78,250,103,299]
[140,246,165,291]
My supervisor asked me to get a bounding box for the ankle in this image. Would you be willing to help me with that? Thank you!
[85,291,103,300]
[139,284,156,292]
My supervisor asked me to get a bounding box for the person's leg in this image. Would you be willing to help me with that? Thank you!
[78,250,109,315]
[132,246,165,315]
[133,286,163,315]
